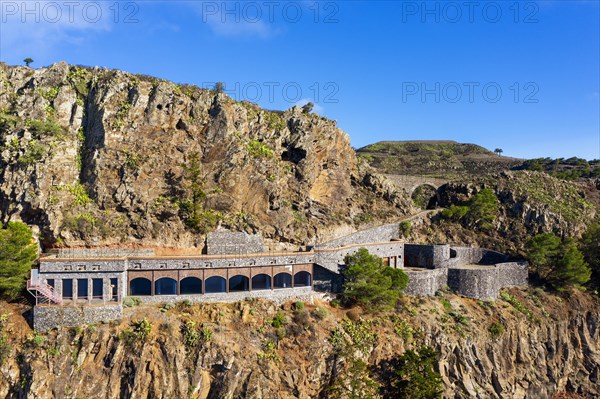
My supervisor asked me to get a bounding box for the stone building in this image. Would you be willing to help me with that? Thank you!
[28,226,527,331]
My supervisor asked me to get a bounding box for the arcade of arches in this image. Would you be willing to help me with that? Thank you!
[128,264,313,296]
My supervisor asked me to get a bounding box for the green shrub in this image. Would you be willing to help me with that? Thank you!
[441,188,499,229]
[181,320,201,348]
[246,139,273,158]
[38,87,59,103]
[258,339,279,361]
[293,301,304,312]
[488,322,505,338]
[329,328,346,353]
[123,297,141,307]
[393,317,414,342]
[66,182,93,207]
[400,221,412,238]
[120,318,152,345]
[313,307,329,320]
[340,248,409,310]
[341,318,377,355]
[26,119,63,137]
[264,112,286,131]
[500,291,534,320]
[0,111,19,130]
[47,345,61,358]
[326,357,380,399]
[27,331,46,348]
[581,223,600,290]
[441,205,469,221]
[392,346,443,399]
[440,298,452,312]
[271,311,286,328]
[17,140,46,166]
[276,327,286,340]
[200,324,213,342]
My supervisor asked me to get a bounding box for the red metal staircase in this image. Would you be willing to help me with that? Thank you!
[27,271,62,305]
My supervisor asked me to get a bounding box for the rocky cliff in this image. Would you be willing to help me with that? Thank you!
[403,171,598,255]
[1,288,598,399]
[0,62,414,250]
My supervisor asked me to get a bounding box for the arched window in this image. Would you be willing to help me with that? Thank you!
[180,277,202,295]
[130,278,151,296]
[251,274,271,290]
[205,276,226,293]
[294,271,311,287]
[155,278,177,295]
[274,272,292,289]
[229,275,249,292]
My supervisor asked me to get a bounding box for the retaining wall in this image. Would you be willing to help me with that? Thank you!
[133,287,314,305]
[314,242,404,272]
[33,304,123,332]
[448,267,500,300]
[404,244,450,268]
[57,248,154,258]
[317,223,400,249]
[206,231,264,255]
[450,247,509,265]
[496,262,529,287]
[404,268,448,296]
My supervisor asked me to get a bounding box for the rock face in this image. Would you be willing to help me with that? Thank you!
[0,62,414,250]
[0,289,598,399]
[435,172,597,247]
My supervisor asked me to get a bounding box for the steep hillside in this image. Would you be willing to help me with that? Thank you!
[356,140,523,179]
[0,62,414,250]
[406,171,598,255]
[1,289,598,399]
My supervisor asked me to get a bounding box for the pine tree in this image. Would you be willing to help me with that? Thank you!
[466,188,499,228]
[394,346,443,399]
[552,240,591,290]
[526,233,561,278]
[341,248,408,310]
[0,222,37,300]
[580,223,600,289]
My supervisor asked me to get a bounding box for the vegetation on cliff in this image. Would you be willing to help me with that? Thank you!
[0,222,37,300]
[356,140,522,178]
[526,233,591,290]
[1,287,598,398]
[0,62,414,250]
[340,248,409,310]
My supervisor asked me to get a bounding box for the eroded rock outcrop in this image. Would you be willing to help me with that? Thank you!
[0,62,414,250]
[0,289,598,399]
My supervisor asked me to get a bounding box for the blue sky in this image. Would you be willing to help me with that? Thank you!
[1,0,599,159]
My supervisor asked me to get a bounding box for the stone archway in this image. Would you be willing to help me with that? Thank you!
[410,183,440,209]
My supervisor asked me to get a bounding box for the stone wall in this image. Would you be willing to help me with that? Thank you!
[404,244,450,268]
[317,223,400,249]
[448,267,500,300]
[33,304,123,332]
[315,242,404,272]
[404,268,448,296]
[496,262,529,287]
[313,265,342,293]
[57,248,154,258]
[206,231,264,255]
[133,287,314,305]
[450,247,509,265]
